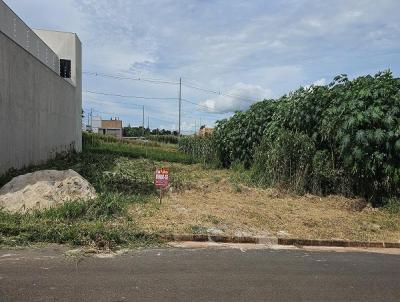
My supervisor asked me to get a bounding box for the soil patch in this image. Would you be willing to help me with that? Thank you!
[130,180,400,242]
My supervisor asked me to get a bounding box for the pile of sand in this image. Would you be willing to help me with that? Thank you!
[0,170,97,213]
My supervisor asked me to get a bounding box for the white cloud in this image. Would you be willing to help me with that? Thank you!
[198,83,272,113]
[304,78,327,89]
[313,78,326,86]
[4,0,400,129]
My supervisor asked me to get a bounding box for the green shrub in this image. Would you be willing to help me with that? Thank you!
[212,70,400,204]
[252,129,315,193]
[383,198,400,214]
[213,101,277,167]
[310,150,351,196]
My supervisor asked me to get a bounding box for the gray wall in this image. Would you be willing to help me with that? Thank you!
[0,31,82,175]
[34,29,83,151]
[0,0,60,74]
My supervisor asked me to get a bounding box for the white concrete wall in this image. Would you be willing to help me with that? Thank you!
[0,30,82,175]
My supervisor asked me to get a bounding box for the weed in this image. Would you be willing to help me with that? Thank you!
[211,176,222,183]
[206,214,220,225]
[383,198,400,214]
[231,183,243,193]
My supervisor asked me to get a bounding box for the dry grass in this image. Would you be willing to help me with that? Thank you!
[130,178,400,242]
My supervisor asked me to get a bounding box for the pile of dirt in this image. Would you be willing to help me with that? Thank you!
[0,170,97,213]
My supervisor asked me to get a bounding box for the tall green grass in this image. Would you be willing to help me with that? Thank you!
[83,132,195,164]
[85,140,196,164]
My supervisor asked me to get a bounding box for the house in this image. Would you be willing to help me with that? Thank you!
[100,118,123,138]
[198,125,214,136]
[90,116,123,139]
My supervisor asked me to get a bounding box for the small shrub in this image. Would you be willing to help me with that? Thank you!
[383,198,400,214]
[311,150,351,196]
[252,129,315,193]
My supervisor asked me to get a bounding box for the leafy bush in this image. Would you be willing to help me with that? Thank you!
[212,71,400,204]
[213,101,277,167]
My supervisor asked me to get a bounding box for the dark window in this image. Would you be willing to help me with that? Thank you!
[60,59,71,78]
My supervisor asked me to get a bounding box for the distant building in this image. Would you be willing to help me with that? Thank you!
[90,117,123,138]
[91,115,102,133]
[198,125,214,136]
[100,118,123,138]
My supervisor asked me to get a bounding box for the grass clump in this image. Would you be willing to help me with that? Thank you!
[0,193,158,249]
[383,198,400,214]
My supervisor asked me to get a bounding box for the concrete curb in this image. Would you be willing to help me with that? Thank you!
[159,234,400,249]
[277,238,400,249]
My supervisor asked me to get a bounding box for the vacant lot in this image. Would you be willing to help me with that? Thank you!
[0,136,399,248]
[130,176,400,242]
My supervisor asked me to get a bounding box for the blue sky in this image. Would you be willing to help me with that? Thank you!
[4,0,400,133]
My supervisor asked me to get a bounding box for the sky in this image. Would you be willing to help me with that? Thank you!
[4,0,400,133]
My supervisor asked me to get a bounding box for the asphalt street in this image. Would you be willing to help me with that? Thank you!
[0,245,399,301]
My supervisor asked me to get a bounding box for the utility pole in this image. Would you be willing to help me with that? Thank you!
[142,105,145,137]
[147,115,149,130]
[90,108,93,130]
[194,120,197,135]
[178,77,182,136]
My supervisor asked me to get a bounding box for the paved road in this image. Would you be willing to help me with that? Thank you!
[0,245,399,301]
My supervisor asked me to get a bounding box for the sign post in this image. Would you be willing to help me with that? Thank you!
[154,168,169,204]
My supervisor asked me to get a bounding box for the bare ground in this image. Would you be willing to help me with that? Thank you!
[130,178,400,242]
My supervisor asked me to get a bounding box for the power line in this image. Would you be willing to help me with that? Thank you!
[83,71,179,85]
[85,89,227,114]
[181,98,227,114]
[84,94,144,108]
[85,89,234,117]
[92,109,120,117]
[181,80,259,103]
[149,116,177,125]
[85,90,178,100]
[84,70,261,103]
[85,94,197,121]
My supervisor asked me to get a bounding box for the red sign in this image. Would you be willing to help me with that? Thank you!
[155,168,169,188]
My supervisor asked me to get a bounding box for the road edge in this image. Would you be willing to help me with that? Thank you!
[158,234,400,248]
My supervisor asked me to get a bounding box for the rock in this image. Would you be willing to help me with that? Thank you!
[234,230,253,237]
[191,225,208,234]
[0,170,97,213]
[277,230,291,237]
[207,227,224,235]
